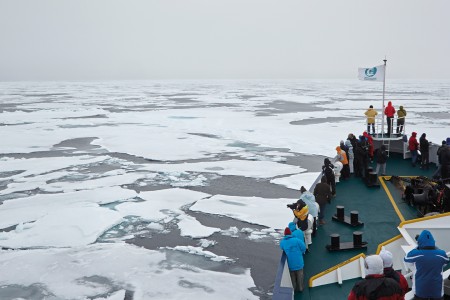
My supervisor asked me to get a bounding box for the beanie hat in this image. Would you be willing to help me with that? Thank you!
[379,248,393,268]
[364,255,384,276]
[284,227,292,236]
[300,186,307,193]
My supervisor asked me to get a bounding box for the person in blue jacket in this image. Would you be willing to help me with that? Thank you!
[280,227,307,292]
[288,221,308,252]
[404,230,449,299]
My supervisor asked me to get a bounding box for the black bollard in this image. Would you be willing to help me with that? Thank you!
[330,234,340,250]
[353,231,363,247]
[350,211,359,225]
[336,206,345,221]
[333,207,364,227]
[365,167,373,178]
[369,172,378,184]
[326,231,367,251]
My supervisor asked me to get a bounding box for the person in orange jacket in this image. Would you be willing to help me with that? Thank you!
[336,146,350,180]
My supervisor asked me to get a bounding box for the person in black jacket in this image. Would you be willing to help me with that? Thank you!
[419,133,430,170]
[313,176,332,225]
[322,158,336,197]
[440,143,450,179]
[375,145,388,175]
[433,141,446,179]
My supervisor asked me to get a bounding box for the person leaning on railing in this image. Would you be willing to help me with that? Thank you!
[396,105,407,134]
[384,101,396,136]
[404,230,450,300]
[364,105,378,135]
[280,227,307,293]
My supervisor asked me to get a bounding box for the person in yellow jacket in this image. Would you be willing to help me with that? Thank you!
[396,105,407,134]
[364,105,378,135]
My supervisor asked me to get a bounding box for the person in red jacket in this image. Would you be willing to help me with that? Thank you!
[348,255,403,300]
[363,131,375,163]
[379,248,409,296]
[408,132,420,167]
[384,101,396,136]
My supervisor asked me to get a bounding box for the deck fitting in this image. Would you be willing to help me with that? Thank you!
[326,231,368,251]
[332,206,364,227]
[365,167,380,188]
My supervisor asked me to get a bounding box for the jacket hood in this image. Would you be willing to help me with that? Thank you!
[324,158,331,165]
[300,191,315,203]
[412,132,417,137]
[417,230,435,248]
[288,222,297,232]
[399,106,404,110]
[336,146,341,152]
[388,101,392,106]
[363,131,369,138]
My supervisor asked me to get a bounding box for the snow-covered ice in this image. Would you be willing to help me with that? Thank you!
[1,79,449,299]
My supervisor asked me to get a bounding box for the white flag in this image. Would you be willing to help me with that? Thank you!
[358,65,385,82]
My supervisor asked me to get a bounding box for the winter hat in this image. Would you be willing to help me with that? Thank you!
[300,186,307,193]
[364,255,384,276]
[379,248,393,268]
[284,227,292,236]
[443,140,447,145]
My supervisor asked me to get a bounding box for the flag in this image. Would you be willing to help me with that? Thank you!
[358,65,385,82]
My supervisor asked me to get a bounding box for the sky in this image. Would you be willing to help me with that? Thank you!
[1,0,450,81]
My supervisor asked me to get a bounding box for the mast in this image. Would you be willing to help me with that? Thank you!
[381,58,387,135]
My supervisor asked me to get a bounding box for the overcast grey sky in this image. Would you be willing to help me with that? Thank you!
[1,0,449,81]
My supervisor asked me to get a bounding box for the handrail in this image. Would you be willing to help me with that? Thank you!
[364,115,407,137]
[272,252,294,300]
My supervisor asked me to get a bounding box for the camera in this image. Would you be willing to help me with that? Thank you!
[287,203,297,210]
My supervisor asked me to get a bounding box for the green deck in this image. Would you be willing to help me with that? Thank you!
[294,153,436,300]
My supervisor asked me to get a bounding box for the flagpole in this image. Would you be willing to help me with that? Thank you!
[381,58,387,135]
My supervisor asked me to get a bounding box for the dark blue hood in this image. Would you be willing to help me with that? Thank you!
[417,230,435,248]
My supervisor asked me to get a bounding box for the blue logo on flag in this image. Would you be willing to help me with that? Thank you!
[365,67,377,77]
